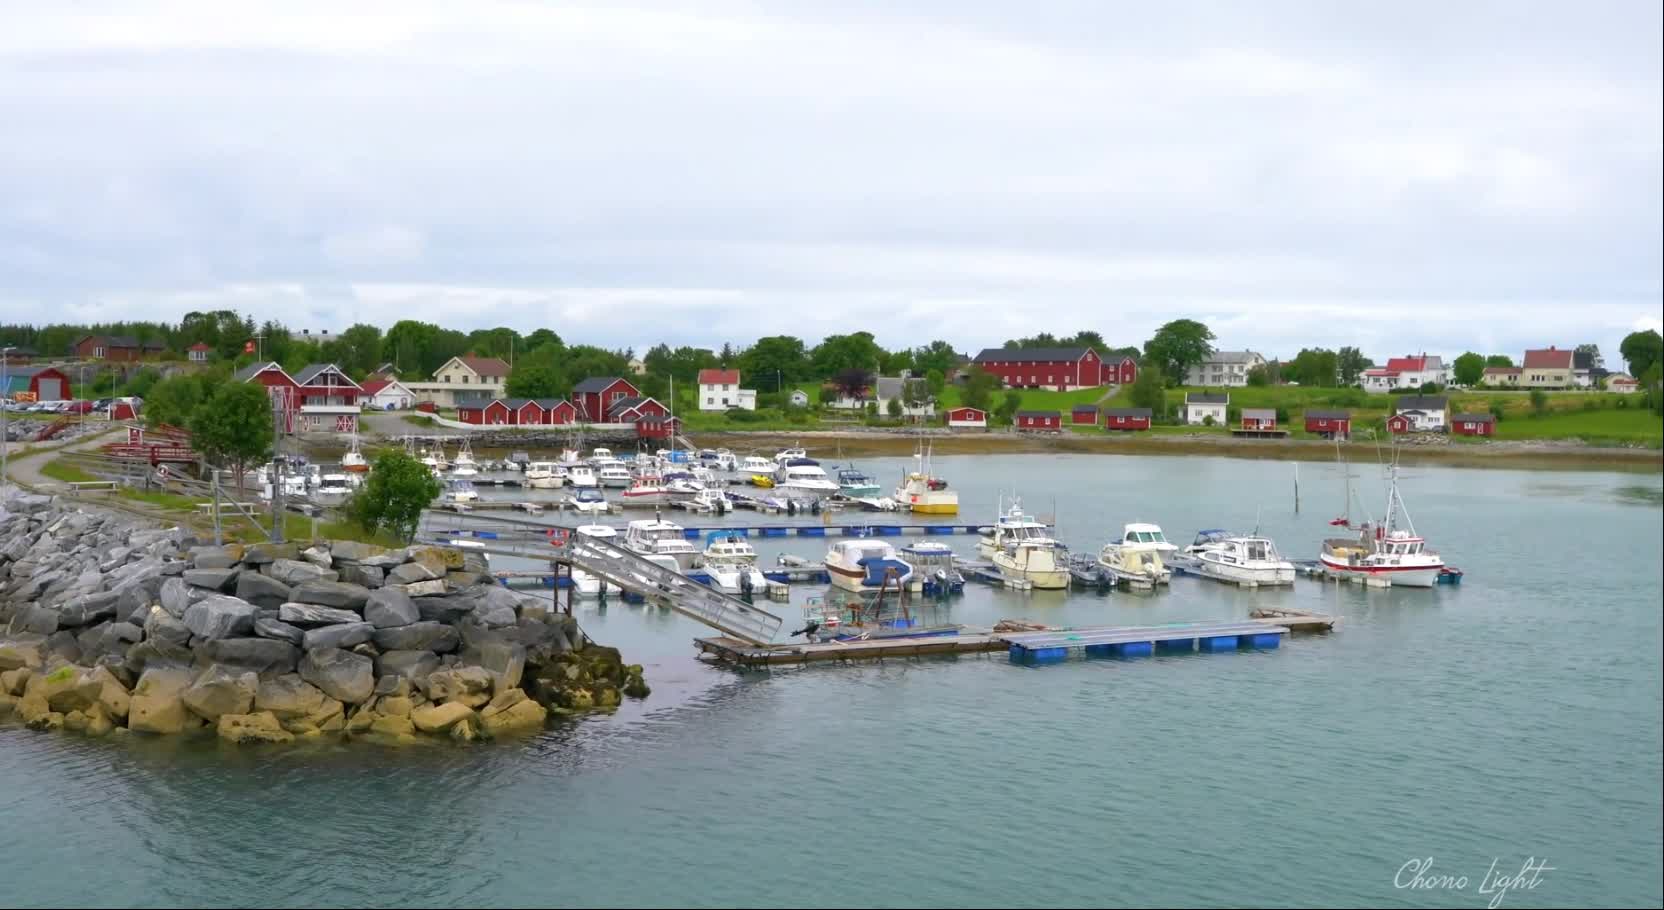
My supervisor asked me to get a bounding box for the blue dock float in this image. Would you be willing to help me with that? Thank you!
[680,523,988,539]
[1004,621,1288,664]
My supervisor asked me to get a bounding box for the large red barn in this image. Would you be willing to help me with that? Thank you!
[970,347,1127,391]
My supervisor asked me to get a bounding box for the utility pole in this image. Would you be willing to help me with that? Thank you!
[271,389,287,543]
[1,346,13,491]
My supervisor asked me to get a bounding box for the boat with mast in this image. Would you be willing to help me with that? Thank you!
[342,434,368,473]
[895,439,957,514]
[1319,440,1447,587]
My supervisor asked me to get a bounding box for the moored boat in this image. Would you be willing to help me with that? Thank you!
[1318,449,1446,588]
[895,441,957,514]
[623,518,700,570]
[898,541,964,596]
[977,498,1050,559]
[342,435,368,473]
[824,539,914,592]
[1179,531,1295,586]
[993,538,1070,590]
[699,532,769,596]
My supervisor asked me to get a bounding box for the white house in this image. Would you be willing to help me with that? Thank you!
[788,390,810,407]
[1363,355,1449,391]
[697,369,756,411]
[361,378,416,410]
[1186,351,1265,387]
[1183,392,1228,425]
[1391,395,1449,432]
[405,355,510,408]
[1608,373,1638,394]
[875,375,935,417]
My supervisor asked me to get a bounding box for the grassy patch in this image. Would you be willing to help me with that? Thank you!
[40,458,101,484]
[1491,408,1663,446]
[403,414,437,428]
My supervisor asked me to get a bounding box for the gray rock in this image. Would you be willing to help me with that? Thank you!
[297,647,374,704]
[253,617,305,646]
[388,561,440,585]
[357,551,409,569]
[415,595,475,624]
[253,673,326,719]
[329,541,388,563]
[195,637,299,676]
[181,665,258,720]
[302,545,334,567]
[374,649,441,682]
[264,559,338,586]
[87,621,144,657]
[45,629,83,664]
[123,638,195,675]
[278,603,362,626]
[302,621,375,651]
[159,576,194,618]
[183,567,241,592]
[235,572,293,610]
[241,542,298,565]
[191,546,241,570]
[363,588,419,629]
[464,640,526,691]
[117,583,152,624]
[337,563,384,589]
[394,579,448,597]
[372,621,461,653]
[143,605,193,647]
[8,604,58,636]
[159,560,185,576]
[57,590,121,627]
[290,579,371,610]
[182,595,256,640]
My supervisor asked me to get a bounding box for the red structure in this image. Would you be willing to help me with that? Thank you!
[187,342,212,363]
[1451,413,1496,437]
[606,396,669,423]
[233,361,361,433]
[3,365,71,401]
[1103,407,1152,431]
[110,399,139,421]
[457,402,486,423]
[1304,409,1351,440]
[970,347,1114,391]
[467,398,577,426]
[1240,408,1277,430]
[572,377,641,421]
[946,406,987,428]
[1386,414,1412,434]
[73,335,166,362]
[1015,410,1062,431]
[1071,404,1100,425]
[635,414,681,440]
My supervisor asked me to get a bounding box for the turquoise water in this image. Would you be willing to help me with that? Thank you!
[4,454,1661,908]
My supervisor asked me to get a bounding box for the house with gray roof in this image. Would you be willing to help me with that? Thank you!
[1185,350,1266,387]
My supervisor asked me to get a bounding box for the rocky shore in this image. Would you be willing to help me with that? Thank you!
[0,491,647,745]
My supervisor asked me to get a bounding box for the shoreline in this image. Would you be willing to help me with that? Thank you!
[679,429,1664,473]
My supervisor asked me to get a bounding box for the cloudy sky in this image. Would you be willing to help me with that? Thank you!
[2,1,1660,363]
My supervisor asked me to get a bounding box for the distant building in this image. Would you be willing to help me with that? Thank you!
[1481,366,1521,388]
[73,335,166,362]
[2,346,39,365]
[697,368,756,411]
[1183,392,1228,425]
[1451,412,1495,437]
[1103,407,1152,431]
[1071,404,1100,425]
[970,347,1118,390]
[874,375,934,417]
[235,361,363,433]
[572,377,641,422]
[946,406,987,429]
[360,378,416,410]
[1522,347,1574,389]
[788,390,810,407]
[1608,374,1639,394]
[1240,408,1277,430]
[187,342,212,363]
[1015,410,1062,431]
[606,396,670,423]
[1304,409,1351,440]
[1363,355,1448,391]
[2,365,70,401]
[405,355,510,408]
[1389,395,1449,433]
[628,357,647,376]
[1186,351,1265,388]
[468,398,577,426]
[1572,350,1596,389]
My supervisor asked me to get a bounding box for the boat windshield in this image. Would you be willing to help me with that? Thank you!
[1243,539,1276,561]
[1128,530,1168,544]
[576,489,602,501]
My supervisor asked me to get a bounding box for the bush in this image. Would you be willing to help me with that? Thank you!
[886,397,903,418]
[1274,406,1290,424]
[1489,402,1506,422]
[349,450,443,542]
[1419,382,1443,394]
[1202,414,1215,427]
[724,407,775,424]
[1581,397,1601,411]
[1616,397,1630,409]
[1529,389,1549,416]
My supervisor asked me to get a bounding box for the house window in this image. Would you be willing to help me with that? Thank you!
[463,376,470,383]
[94,347,106,358]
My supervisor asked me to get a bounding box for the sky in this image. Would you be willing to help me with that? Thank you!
[1,1,1660,365]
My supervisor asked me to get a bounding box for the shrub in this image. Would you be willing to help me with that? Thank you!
[348,450,443,542]
[1616,397,1630,409]
[1529,389,1548,416]
[1489,402,1506,422]
[1202,414,1215,427]
[1274,406,1290,424]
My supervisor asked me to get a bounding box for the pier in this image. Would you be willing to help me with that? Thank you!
[674,522,988,539]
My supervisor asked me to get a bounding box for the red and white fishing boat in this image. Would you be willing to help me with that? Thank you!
[1318,447,1445,587]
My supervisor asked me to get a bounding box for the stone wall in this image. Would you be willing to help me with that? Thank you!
[0,491,647,744]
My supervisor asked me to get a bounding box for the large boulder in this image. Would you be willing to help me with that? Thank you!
[363,589,419,629]
[241,541,299,565]
[329,541,388,563]
[182,596,256,640]
[253,617,305,646]
[159,576,197,617]
[480,688,547,734]
[41,665,103,713]
[57,591,120,627]
[8,604,58,636]
[464,640,527,692]
[264,558,337,586]
[301,621,375,652]
[419,665,492,702]
[467,585,523,628]
[254,674,327,719]
[90,665,130,721]
[183,567,241,592]
[410,545,464,572]
[372,621,460,654]
[217,711,294,744]
[181,665,258,720]
[122,638,195,676]
[374,650,440,682]
[278,603,361,626]
[0,639,47,671]
[387,561,440,585]
[411,700,475,734]
[298,647,374,704]
[415,595,475,624]
[235,573,293,610]
[290,580,371,610]
[394,579,448,598]
[143,606,193,647]
[191,545,243,569]
[301,545,334,568]
[128,667,194,734]
[196,638,299,676]
[337,564,384,589]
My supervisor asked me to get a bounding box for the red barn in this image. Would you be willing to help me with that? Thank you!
[1304,409,1352,440]
[1451,412,1495,437]
[459,402,488,424]
[635,414,681,440]
[1108,356,1137,385]
[1071,404,1100,425]
[572,377,641,422]
[1103,407,1152,431]
[545,400,577,424]
[1386,413,1412,434]
[235,361,361,433]
[3,365,71,401]
[971,347,1109,390]
[946,406,986,428]
[1240,408,1277,430]
[606,396,669,423]
[73,335,166,362]
[1015,410,1062,431]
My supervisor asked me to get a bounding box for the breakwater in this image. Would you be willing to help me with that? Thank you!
[0,491,646,744]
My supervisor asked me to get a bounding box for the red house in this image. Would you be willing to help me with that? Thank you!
[234,361,361,433]
[1240,408,1277,430]
[1102,407,1152,431]
[1108,356,1137,385]
[635,414,681,440]
[3,365,71,401]
[1386,413,1412,434]
[1304,409,1352,440]
[1071,404,1100,425]
[971,347,1111,390]
[1451,412,1495,437]
[73,335,166,362]
[110,399,140,421]
[1015,410,1062,431]
[472,397,578,426]
[606,396,669,422]
[572,377,641,422]
[946,406,987,428]
[458,402,488,424]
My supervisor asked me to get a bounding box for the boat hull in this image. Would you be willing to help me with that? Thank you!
[1194,559,1295,586]
[1318,556,1441,587]
[905,497,959,515]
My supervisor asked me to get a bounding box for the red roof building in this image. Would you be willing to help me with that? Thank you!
[1015,410,1062,431]
[946,406,987,428]
[970,347,1120,390]
[1304,410,1351,439]
[1451,413,1495,437]
[1103,407,1151,431]
[572,377,641,422]
[1071,404,1100,425]
[697,368,740,385]
[188,342,212,363]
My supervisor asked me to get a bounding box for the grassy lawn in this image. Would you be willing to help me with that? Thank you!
[1491,407,1663,446]
[40,458,101,484]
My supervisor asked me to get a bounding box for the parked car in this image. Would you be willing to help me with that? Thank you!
[65,401,95,415]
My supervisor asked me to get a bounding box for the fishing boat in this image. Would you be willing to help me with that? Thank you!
[450,440,479,477]
[1096,522,1175,587]
[977,498,1051,558]
[590,447,614,462]
[835,466,883,498]
[993,537,1070,590]
[623,518,700,570]
[620,475,686,507]
[794,591,959,643]
[677,486,730,514]
[824,539,914,592]
[596,464,633,488]
[772,458,840,506]
[524,461,562,490]
[341,435,369,473]
[440,477,479,505]
[699,532,769,596]
[565,464,598,489]
[894,441,957,514]
[419,445,440,472]
[1179,531,1295,586]
[698,448,738,472]
[567,487,609,514]
[898,542,964,596]
[564,525,618,596]
[431,443,450,472]
[1318,448,1446,587]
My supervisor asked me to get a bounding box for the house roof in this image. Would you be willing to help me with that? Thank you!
[1304,409,1352,420]
[1452,412,1495,423]
[1482,366,1522,375]
[4,347,40,358]
[1016,409,1061,418]
[636,414,679,424]
[1202,350,1262,364]
[233,361,287,383]
[456,355,510,377]
[1572,351,1594,370]
[360,379,390,395]
[573,376,631,394]
[1384,355,1443,372]
[1523,348,1574,369]
[499,397,569,411]
[1241,408,1277,419]
[1103,407,1152,418]
[875,376,928,401]
[949,406,986,415]
[1610,374,1638,385]
[292,363,360,388]
[1072,404,1100,413]
[3,365,62,379]
[1395,395,1449,410]
[80,334,165,351]
[698,368,740,385]
[972,347,1093,363]
[188,342,212,351]
[1186,392,1228,404]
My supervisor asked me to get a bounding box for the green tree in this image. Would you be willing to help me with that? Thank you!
[739,336,811,384]
[1453,352,1485,386]
[832,367,872,399]
[144,375,208,428]
[1246,364,1272,387]
[961,366,997,411]
[1489,402,1506,422]
[1640,362,1664,415]
[1529,389,1548,415]
[995,390,1022,424]
[1128,362,1166,413]
[1142,319,1216,384]
[324,323,383,377]
[1290,348,1339,387]
[1337,346,1371,385]
[466,327,522,360]
[349,450,443,542]
[886,397,903,418]
[1485,354,1515,368]
[121,367,163,399]
[1620,329,1663,378]
[523,329,564,353]
[189,383,274,497]
[912,340,960,375]
[811,332,884,377]
[924,369,946,399]
[505,363,563,399]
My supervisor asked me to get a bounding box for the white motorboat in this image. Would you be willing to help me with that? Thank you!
[623,518,700,571]
[772,458,840,505]
[566,465,598,489]
[738,455,776,476]
[698,448,737,472]
[440,477,479,505]
[824,539,914,592]
[898,542,964,596]
[835,466,883,499]
[620,476,685,507]
[431,444,450,472]
[589,447,614,462]
[342,435,368,473]
[567,487,609,514]
[596,464,633,488]
[699,532,769,596]
[773,445,808,464]
[450,440,479,477]
[507,452,530,471]
[524,461,562,490]
[256,462,308,500]
[894,441,957,514]
[565,525,617,596]
[419,445,440,471]
[1318,451,1447,588]
[993,538,1070,590]
[313,471,356,505]
[1097,522,1176,587]
[1179,531,1295,586]
[678,486,730,514]
[978,498,1051,559]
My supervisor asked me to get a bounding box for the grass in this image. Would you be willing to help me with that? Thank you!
[1491,407,1663,446]
[40,458,100,484]
[403,414,437,428]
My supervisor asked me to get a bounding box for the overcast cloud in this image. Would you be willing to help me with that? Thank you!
[1,1,1659,362]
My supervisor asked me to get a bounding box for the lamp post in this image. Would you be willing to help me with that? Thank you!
[1,346,14,491]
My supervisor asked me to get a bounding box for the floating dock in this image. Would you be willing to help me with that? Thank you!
[675,523,988,539]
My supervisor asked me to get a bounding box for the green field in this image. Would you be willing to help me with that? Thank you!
[1491,407,1663,446]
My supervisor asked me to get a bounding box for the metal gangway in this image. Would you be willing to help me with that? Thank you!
[424,511,783,645]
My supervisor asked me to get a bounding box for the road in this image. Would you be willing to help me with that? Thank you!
[1,425,121,493]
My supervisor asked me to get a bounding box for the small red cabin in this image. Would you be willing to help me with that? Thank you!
[416,401,438,414]
[1386,414,1412,434]
[1071,404,1100,425]
[1103,407,1151,431]
[1240,408,1277,430]
[110,399,139,421]
[1451,413,1495,437]
[1015,410,1061,431]
[946,406,986,429]
[1304,409,1351,440]
[1110,357,1137,385]
[635,414,681,440]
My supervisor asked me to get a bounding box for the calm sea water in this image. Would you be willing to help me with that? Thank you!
[4,453,1661,908]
